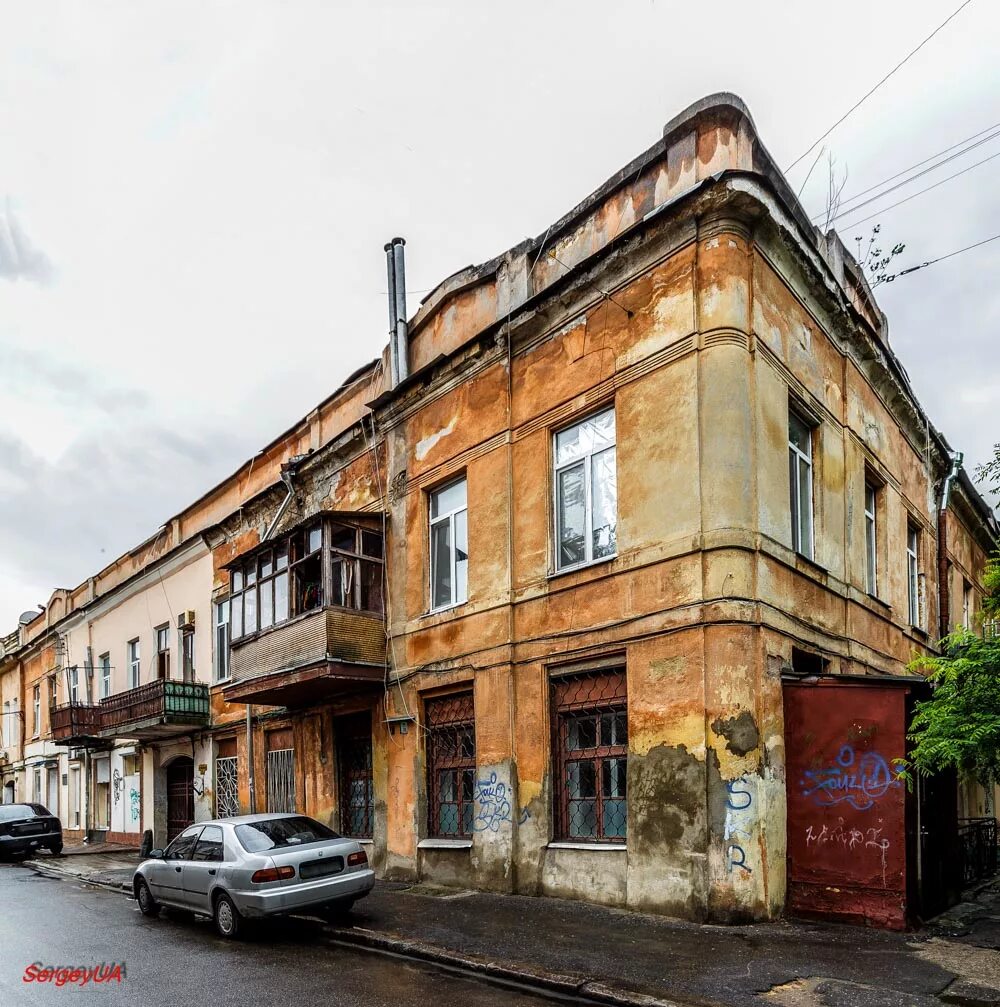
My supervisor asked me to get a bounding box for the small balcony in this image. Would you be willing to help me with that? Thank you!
[98,680,210,741]
[223,607,386,707]
[51,702,104,746]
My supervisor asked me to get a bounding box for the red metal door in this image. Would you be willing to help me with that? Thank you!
[166,757,194,842]
[783,681,910,929]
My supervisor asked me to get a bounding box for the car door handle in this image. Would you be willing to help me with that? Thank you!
[175,866,182,873]
[208,869,216,876]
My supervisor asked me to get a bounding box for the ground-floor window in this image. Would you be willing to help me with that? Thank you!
[94,757,111,829]
[425,692,476,839]
[266,730,295,814]
[551,668,628,843]
[215,737,240,818]
[337,714,373,838]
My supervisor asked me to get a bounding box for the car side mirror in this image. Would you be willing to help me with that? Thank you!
[149,848,165,859]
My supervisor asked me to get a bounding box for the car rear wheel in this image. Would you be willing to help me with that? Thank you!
[320,897,356,920]
[135,879,160,917]
[48,842,63,856]
[214,892,243,939]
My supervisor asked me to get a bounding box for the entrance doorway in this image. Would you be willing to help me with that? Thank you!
[166,757,194,842]
[46,766,59,818]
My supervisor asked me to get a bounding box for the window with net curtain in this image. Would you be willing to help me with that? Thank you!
[554,407,617,572]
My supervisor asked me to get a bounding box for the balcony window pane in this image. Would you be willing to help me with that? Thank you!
[362,531,383,559]
[260,552,273,578]
[274,572,289,623]
[307,526,322,554]
[232,596,243,639]
[275,545,288,571]
[360,561,384,615]
[232,569,243,592]
[245,563,257,586]
[259,580,273,630]
[244,588,257,634]
[330,525,355,554]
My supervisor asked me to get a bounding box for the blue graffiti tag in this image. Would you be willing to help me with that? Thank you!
[800,745,901,811]
[724,779,754,873]
[129,787,140,824]
[472,772,529,832]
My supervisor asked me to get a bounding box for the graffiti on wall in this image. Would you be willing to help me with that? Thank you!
[800,745,901,811]
[129,788,140,825]
[472,772,529,833]
[805,819,891,885]
[724,778,754,874]
[112,769,123,806]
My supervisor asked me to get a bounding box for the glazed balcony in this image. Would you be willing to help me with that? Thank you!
[223,607,386,707]
[98,679,210,740]
[50,702,104,745]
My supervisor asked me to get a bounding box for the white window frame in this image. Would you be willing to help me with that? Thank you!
[788,409,815,561]
[127,639,141,690]
[864,481,878,597]
[2,701,10,748]
[907,524,921,628]
[99,653,111,699]
[429,478,469,611]
[552,406,618,573]
[963,581,973,631]
[68,666,80,703]
[32,685,40,738]
[69,766,81,829]
[214,600,231,682]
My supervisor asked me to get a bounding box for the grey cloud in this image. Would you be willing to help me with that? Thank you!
[0,345,150,414]
[0,199,54,284]
[0,419,256,620]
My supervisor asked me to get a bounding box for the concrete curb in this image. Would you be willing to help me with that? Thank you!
[321,924,695,1007]
[24,859,132,894]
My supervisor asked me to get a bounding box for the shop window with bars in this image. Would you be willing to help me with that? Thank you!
[266,742,296,814]
[551,669,628,843]
[426,692,476,839]
[337,715,373,838]
[215,738,239,819]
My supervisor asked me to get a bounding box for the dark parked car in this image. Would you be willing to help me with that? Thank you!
[0,804,63,857]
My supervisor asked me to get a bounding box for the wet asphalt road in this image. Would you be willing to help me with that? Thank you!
[0,865,555,1007]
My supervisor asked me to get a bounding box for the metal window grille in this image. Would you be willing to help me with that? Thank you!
[338,717,373,838]
[551,669,628,843]
[426,692,476,838]
[266,748,296,814]
[215,756,239,818]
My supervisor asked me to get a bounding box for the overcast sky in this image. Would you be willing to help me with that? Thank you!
[1,1,997,629]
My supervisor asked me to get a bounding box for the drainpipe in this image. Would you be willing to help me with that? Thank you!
[262,465,297,543]
[246,705,256,814]
[938,452,963,638]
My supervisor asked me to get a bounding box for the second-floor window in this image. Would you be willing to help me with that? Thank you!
[554,407,617,571]
[907,524,921,628]
[156,626,170,679]
[68,666,80,703]
[429,479,468,610]
[230,521,384,642]
[2,700,11,747]
[32,685,40,737]
[864,481,878,596]
[99,653,111,699]
[963,580,974,631]
[127,639,141,690]
[214,600,230,682]
[788,409,814,560]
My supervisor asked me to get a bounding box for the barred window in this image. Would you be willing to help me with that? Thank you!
[215,738,239,819]
[337,714,373,839]
[426,692,476,839]
[551,669,627,842]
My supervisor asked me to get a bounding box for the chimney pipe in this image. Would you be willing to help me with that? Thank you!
[385,237,409,387]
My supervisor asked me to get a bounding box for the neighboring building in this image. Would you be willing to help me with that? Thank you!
[1,94,996,929]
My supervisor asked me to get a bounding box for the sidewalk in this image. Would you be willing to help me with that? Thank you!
[22,850,1000,1007]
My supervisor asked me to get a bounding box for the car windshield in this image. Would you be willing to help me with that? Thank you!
[0,804,41,822]
[234,816,338,853]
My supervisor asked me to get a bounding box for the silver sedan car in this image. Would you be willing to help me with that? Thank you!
[132,813,375,938]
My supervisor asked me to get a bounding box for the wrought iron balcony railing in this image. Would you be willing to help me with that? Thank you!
[98,679,210,740]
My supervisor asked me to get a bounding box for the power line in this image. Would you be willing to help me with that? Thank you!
[811,121,1000,222]
[880,232,1000,283]
[786,0,977,172]
[831,147,1000,228]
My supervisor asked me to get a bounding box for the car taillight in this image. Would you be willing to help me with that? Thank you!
[250,865,295,883]
[347,850,368,867]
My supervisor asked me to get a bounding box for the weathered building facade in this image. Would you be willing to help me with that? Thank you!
[2,94,996,929]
